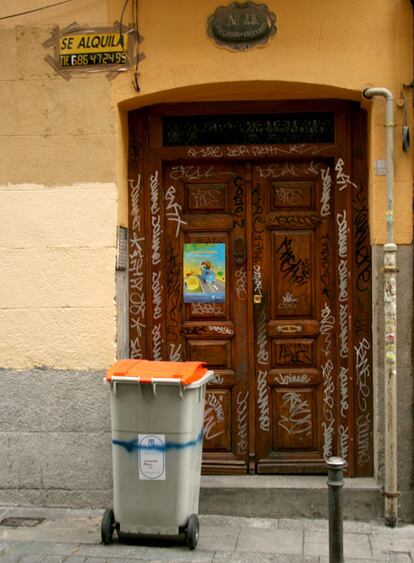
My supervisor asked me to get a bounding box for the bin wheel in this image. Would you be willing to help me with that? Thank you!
[101,509,115,545]
[185,513,199,550]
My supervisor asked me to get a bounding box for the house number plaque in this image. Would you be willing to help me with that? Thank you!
[207,1,277,51]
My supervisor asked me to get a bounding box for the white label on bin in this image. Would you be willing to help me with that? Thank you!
[138,434,166,480]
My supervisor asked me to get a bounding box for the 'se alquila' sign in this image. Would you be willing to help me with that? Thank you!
[43,23,138,79]
[59,31,128,67]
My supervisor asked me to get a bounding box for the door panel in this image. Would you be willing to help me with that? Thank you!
[273,387,318,450]
[164,162,250,473]
[253,162,334,473]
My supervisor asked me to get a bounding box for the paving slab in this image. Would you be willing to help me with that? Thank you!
[0,540,9,553]
[236,527,303,555]
[319,560,384,563]
[76,542,147,558]
[139,546,214,561]
[197,525,240,551]
[0,507,102,521]
[212,553,277,562]
[2,540,80,558]
[371,534,414,560]
[305,530,372,559]
[389,552,412,562]
[199,515,279,530]
[0,515,101,544]
[278,518,328,531]
[343,519,382,533]
[213,554,318,563]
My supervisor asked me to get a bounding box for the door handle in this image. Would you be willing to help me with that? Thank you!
[277,325,303,334]
[234,237,246,265]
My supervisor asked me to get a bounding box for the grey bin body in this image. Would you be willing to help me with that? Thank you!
[109,371,213,537]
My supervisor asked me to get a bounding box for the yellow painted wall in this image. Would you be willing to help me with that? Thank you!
[0,1,117,369]
[0,0,412,369]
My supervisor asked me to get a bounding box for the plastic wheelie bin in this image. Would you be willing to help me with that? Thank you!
[102,359,213,550]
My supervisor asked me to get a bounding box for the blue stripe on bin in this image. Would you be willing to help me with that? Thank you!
[112,429,203,453]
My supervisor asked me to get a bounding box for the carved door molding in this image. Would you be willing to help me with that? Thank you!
[127,101,373,476]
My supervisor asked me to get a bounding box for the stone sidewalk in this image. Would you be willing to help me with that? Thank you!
[0,506,414,562]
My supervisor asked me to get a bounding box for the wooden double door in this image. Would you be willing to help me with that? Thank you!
[128,103,373,476]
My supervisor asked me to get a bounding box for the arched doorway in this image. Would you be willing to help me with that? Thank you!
[127,100,373,477]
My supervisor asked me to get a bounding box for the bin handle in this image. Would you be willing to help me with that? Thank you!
[109,372,214,389]
[110,376,182,385]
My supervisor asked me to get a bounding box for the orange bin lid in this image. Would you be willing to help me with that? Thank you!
[106,359,208,385]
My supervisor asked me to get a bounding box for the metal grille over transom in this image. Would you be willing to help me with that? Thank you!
[163,113,335,146]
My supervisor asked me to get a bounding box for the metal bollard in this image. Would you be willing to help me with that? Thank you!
[327,457,345,563]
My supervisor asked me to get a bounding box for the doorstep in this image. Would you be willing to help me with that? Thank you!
[200,475,382,521]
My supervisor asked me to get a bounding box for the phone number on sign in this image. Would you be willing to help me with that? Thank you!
[60,51,128,67]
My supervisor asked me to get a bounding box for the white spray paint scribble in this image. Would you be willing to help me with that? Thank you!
[152,271,162,320]
[256,308,270,432]
[210,372,224,385]
[339,366,349,418]
[275,373,310,385]
[129,174,142,232]
[253,265,263,297]
[355,338,371,413]
[278,392,312,437]
[274,187,302,205]
[257,370,270,432]
[257,308,269,365]
[150,171,161,266]
[165,185,187,237]
[257,161,321,178]
[204,394,225,440]
[152,324,162,361]
[335,158,358,191]
[320,302,335,358]
[320,167,332,217]
[279,291,298,309]
[322,420,334,459]
[235,267,248,301]
[322,359,335,424]
[339,424,349,468]
[191,302,222,315]
[236,391,249,454]
[208,325,234,336]
[170,164,231,180]
[169,343,182,362]
[129,174,146,359]
[337,211,349,359]
[356,413,371,466]
[191,188,221,208]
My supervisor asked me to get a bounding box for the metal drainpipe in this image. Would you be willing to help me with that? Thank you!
[363,87,398,527]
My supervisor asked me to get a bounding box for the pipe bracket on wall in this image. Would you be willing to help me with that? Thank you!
[401,91,410,152]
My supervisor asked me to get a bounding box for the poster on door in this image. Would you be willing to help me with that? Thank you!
[183,243,226,303]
